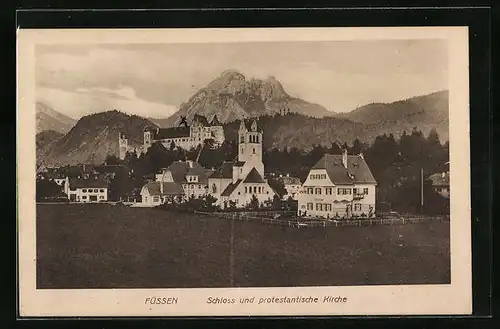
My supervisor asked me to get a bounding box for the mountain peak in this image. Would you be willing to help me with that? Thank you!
[221,69,244,78]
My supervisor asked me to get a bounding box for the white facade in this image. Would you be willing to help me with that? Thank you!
[63,177,109,203]
[209,120,277,209]
[143,115,225,154]
[297,153,376,219]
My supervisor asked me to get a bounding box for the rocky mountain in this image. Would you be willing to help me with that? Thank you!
[37,110,157,166]
[36,130,64,164]
[156,70,331,127]
[36,89,449,166]
[337,90,449,140]
[36,101,77,134]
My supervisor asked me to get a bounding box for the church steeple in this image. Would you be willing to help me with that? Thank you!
[238,119,262,164]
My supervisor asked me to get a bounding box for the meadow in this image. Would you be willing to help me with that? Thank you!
[36,204,450,288]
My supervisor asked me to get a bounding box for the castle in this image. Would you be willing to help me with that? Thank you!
[118,114,225,160]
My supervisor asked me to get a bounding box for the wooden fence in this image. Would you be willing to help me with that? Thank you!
[193,211,447,228]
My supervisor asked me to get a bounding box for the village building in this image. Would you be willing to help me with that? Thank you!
[208,119,277,208]
[139,160,214,207]
[428,171,450,199]
[62,177,109,203]
[297,150,377,219]
[277,175,302,200]
[142,114,225,154]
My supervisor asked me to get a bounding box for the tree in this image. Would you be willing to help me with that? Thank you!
[36,179,67,201]
[105,154,121,165]
[272,194,282,210]
[248,195,260,210]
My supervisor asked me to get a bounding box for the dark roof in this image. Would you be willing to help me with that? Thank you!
[239,119,262,132]
[243,168,266,183]
[209,161,233,179]
[142,181,185,196]
[192,114,209,126]
[310,154,377,185]
[69,178,109,189]
[155,126,190,139]
[166,161,210,184]
[428,172,449,186]
[233,161,246,167]
[279,176,302,185]
[94,164,129,174]
[209,115,221,126]
[221,179,242,196]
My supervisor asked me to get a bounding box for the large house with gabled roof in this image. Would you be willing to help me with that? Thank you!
[207,119,277,208]
[139,160,214,207]
[298,150,377,219]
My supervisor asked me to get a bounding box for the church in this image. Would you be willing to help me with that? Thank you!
[208,119,277,209]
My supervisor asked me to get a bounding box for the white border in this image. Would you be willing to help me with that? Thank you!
[17,27,471,317]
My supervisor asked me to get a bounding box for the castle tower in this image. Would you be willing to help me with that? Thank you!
[118,132,128,160]
[238,119,264,178]
[143,127,153,153]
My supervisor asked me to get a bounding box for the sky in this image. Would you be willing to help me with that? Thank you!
[36,40,448,119]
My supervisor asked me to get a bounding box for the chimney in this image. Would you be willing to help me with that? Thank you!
[359,152,364,160]
[187,160,193,168]
[342,149,348,168]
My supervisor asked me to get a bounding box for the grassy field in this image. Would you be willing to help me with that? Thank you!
[36,204,450,289]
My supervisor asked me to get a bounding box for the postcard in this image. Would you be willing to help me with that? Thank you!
[17,26,471,317]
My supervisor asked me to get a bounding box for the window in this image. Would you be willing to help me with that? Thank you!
[82,189,87,193]
[153,196,160,203]
[240,135,244,143]
[363,188,369,194]
[307,203,313,210]
[307,187,313,194]
[100,196,104,199]
[81,195,87,199]
[100,189,104,193]
[315,188,321,195]
[94,189,98,193]
[325,204,332,211]
[353,188,358,194]
[244,186,247,193]
[354,204,362,211]
[316,203,322,211]
[337,188,342,195]
[346,188,352,195]
[326,188,332,195]
[198,185,201,189]
[253,186,257,193]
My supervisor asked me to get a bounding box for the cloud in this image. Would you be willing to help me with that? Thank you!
[37,86,178,119]
[35,40,448,114]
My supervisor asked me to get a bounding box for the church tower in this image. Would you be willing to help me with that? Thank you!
[238,119,264,178]
[118,132,128,160]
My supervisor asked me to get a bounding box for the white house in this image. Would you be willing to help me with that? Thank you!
[63,177,109,203]
[297,150,377,219]
[139,160,213,207]
[208,119,277,208]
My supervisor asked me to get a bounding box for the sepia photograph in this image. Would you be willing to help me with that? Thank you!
[18,27,471,317]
